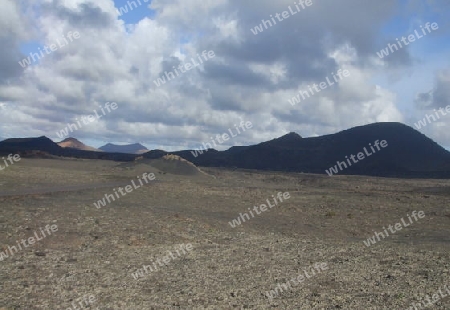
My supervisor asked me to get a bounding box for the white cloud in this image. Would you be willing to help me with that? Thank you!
[0,0,448,150]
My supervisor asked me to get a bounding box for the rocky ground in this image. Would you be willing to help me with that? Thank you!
[0,158,449,309]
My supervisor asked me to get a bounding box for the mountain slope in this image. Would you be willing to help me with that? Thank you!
[58,138,102,152]
[1,122,449,178]
[144,122,450,178]
[0,136,62,154]
[0,136,136,161]
[226,122,450,175]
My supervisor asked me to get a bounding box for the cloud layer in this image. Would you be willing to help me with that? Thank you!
[1,0,449,149]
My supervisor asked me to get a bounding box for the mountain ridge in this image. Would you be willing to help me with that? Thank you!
[1,122,449,178]
[58,137,102,152]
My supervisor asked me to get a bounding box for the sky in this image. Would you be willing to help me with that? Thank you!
[1,0,449,151]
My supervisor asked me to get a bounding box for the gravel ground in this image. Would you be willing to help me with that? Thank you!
[0,158,449,309]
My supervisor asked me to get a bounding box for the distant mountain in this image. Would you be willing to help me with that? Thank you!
[99,143,148,154]
[1,122,450,178]
[143,122,450,178]
[264,132,303,147]
[0,136,135,161]
[58,137,102,152]
[0,136,62,154]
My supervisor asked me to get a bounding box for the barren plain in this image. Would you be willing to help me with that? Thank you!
[0,158,449,309]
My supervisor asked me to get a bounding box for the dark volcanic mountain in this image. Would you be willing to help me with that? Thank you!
[0,136,61,154]
[99,143,148,154]
[1,123,449,178]
[144,122,450,178]
[0,136,135,161]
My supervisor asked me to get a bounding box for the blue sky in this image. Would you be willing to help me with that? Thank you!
[114,0,156,23]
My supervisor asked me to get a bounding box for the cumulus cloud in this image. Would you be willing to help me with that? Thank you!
[415,69,450,109]
[0,0,448,149]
